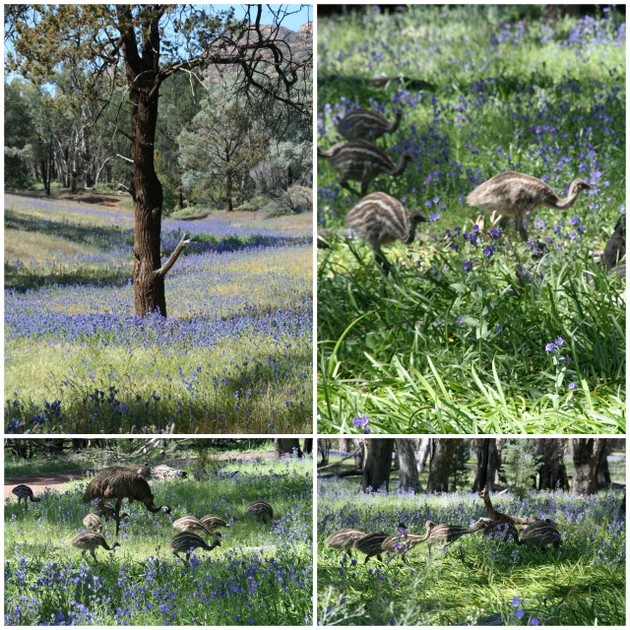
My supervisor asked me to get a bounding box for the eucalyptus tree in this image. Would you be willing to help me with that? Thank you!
[6,4,311,317]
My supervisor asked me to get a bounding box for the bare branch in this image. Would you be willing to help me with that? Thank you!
[156,232,191,279]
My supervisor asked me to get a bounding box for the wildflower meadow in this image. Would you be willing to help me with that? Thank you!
[5,194,312,433]
[4,444,313,625]
[317,448,625,626]
[317,5,625,433]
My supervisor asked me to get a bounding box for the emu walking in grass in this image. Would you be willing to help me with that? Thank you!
[602,215,625,271]
[353,532,389,563]
[324,528,366,556]
[517,520,561,549]
[171,532,221,564]
[70,531,120,562]
[423,521,486,557]
[381,521,434,562]
[317,140,412,196]
[246,500,274,522]
[345,192,426,272]
[83,467,171,535]
[11,484,40,508]
[337,108,403,141]
[466,171,591,241]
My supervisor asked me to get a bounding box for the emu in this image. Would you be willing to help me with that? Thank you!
[337,108,403,141]
[199,515,230,532]
[70,531,120,562]
[324,527,366,556]
[172,515,218,537]
[170,532,221,565]
[246,500,274,522]
[83,466,171,535]
[602,215,625,271]
[345,191,426,273]
[381,521,433,562]
[11,484,41,508]
[466,171,591,241]
[353,532,389,563]
[317,140,412,196]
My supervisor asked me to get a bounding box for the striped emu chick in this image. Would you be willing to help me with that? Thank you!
[424,520,486,555]
[382,521,433,562]
[200,515,230,532]
[246,500,274,522]
[70,531,120,562]
[172,515,218,537]
[317,140,413,196]
[353,532,389,563]
[337,108,403,141]
[517,520,561,549]
[83,513,102,531]
[11,484,41,508]
[171,532,221,564]
[466,171,591,241]
[324,528,367,556]
[345,192,426,273]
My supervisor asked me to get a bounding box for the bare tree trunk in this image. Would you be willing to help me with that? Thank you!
[426,438,458,493]
[472,439,501,492]
[339,437,352,453]
[275,438,302,458]
[571,438,607,495]
[537,439,569,490]
[417,437,431,473]
[361,439,394,493]
[303,438,312,455]
[395,438,422,493]
[596,443,611,487]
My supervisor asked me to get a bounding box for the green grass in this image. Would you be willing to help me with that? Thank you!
[317,475,625,626]
[317,6,625,433]
[5,454,313,625]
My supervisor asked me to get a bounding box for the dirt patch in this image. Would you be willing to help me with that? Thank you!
[6,189,129,210]
[4,472,85,498]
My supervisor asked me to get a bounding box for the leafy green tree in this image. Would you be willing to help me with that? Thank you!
[178,79,269,211]
[6,4,311,317]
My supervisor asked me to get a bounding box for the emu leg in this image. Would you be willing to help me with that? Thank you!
[115,498,123,535]
[340,179,361,196]
[374,249,392,274]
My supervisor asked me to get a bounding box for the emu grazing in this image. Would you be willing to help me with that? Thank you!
[70,531,120,562]
[345,192,427,273]
[324,528,367,556]
[337,108,403,141]
[466,171,591,241]
[199,515,230,532]
[246,500,274,522]
[83,466,171,535]
[170,532,221,564]
[317,140,413,196]
[11,484,41,508]
[353,532,389,563]
[82,513,102,531]
[172,515,218,537]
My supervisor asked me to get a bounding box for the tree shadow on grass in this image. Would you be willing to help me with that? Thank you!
[5,264,132,292]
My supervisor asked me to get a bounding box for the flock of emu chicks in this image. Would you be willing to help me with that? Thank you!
[324,488,561,565]
[318,107,625,274]
[11,466,274,566]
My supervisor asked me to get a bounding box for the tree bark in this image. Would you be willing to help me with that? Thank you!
[417,437,431,473]
[537,438,569,490]
[361,439,393,493]
[426,438,458,493]
[275,438,303,458]
[395,438,422,493]
[303,438,312,455]
[472,439,501,492]
[571,438,607,495]
[596,442,611,487]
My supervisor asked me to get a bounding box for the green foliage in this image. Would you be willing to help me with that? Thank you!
[501,440,540,499]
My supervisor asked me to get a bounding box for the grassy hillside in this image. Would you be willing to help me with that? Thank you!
[5,194,313,433]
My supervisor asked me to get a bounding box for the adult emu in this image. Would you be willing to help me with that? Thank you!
[83,466,171,534]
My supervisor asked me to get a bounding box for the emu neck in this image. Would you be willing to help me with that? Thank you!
[554,186,583,210]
